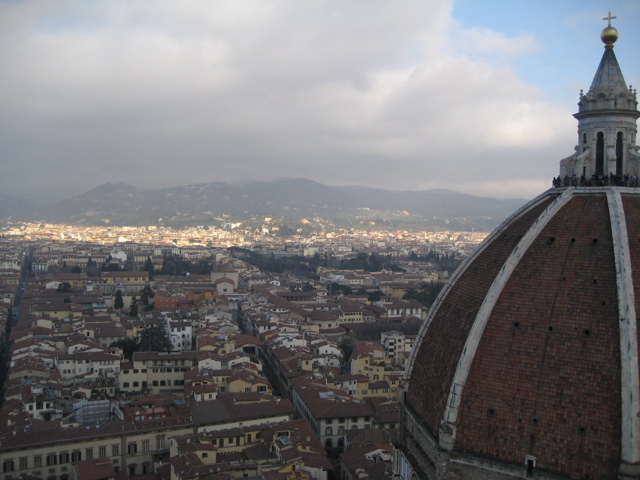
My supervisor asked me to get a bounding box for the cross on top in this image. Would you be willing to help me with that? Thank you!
[603,11,616,26]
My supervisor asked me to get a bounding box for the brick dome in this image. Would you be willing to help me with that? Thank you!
[401,187,640,479]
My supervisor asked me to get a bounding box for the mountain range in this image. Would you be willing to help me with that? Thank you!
[0,178,529,231]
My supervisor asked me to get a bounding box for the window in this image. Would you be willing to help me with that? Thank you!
[85,449,93,460]
[123,382,130,388]
[326,419,333,425]
[128,443,137,454]
[99,447,106,458]
[112,445,119,456]
[3,461,14,473]
[157,437,165,449]
[325,427,332,435]
[19,458,27,470]
[34,457,42,468]
[46,455,57,466]
[202,453,208,458]
[142,441,149,452]
[71,452,81,462]
[325,439,332,448]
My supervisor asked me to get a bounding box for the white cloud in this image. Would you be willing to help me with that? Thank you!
[0,0,576,203]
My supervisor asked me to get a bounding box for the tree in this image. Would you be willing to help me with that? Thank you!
[110,338,139,361]
[86,257,100,277]
[327,282,352,296]
[143,256,155,279]
[57,282,71,293]
[70,265,82,274]
[114,290,124,309]
[403,282,445,308]
[368,290,383,303]
[138,325,173,352]
[130,296,138,316]
[140,285,155,306]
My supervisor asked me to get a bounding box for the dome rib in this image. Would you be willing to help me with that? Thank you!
[404,189,560,384]
[440,189,575,446]
[608,189,640,465]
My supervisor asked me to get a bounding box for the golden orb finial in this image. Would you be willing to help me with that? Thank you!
[601,11,618,47]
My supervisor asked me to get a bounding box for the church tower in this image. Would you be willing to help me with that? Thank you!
[396,15,640,480]
[560,13,640,181]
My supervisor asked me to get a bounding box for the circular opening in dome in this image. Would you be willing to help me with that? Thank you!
[487,408,496,418]
[548,237,556,244]
[513,322,520,328]
[571,238,576,243]
[547,326,553,332]
[592,238,598,244]
[593,279,598,284]
[583,329,590,336]
[531,418,539,426]
[578,426,586,435]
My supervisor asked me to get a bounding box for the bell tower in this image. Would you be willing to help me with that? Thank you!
[559,13,640,181]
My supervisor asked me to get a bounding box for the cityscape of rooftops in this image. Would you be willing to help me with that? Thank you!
[0,2,639,480]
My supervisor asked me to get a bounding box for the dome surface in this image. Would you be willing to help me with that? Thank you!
[402,186,640,479]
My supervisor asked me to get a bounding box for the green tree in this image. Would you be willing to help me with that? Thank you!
[114,290,124,309]
[143,256,155,279]
[70,265,82,274]
[403,282,445,308]
[110,338,139,362]
[138,325,172,352]
[328,282,352,296]
[57,282,71,292]
[130,296,138,316]
[140,285,155,306]
[86,257,100,277]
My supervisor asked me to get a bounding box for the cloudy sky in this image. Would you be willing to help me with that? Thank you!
[1,0,639,204]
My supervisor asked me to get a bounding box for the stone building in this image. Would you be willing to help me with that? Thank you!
[395,17,640,480]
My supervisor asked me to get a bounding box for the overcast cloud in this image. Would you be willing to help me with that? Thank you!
[0,1,621,204]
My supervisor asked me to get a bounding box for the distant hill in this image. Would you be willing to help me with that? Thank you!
[0,194,38,222]
[1,179,529,231]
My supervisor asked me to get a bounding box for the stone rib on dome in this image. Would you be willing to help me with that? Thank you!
[403,186,640,479]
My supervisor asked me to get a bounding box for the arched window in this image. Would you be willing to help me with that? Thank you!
[596,131,604,175]
[617,132,624,175]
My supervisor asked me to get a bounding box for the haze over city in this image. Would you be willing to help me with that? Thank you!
[2,0,639,204]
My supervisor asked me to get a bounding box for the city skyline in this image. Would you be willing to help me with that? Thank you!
[2,0,639,204]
